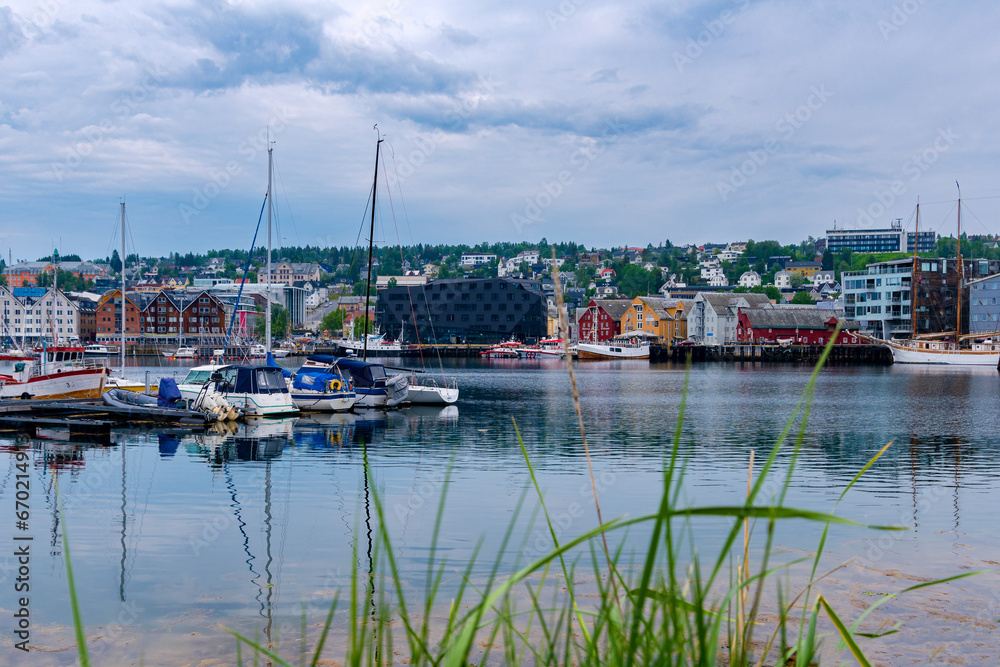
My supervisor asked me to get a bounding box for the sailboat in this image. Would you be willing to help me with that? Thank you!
[883,186,1000,365]
[103,202,151,392]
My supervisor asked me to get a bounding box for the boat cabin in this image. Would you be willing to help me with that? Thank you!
[213,366,290,395]
[307,355,389,389]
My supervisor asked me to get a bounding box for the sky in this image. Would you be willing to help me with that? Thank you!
[2,0,999,262]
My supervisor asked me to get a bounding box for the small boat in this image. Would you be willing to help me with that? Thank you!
[177,364,299,417]
[270,348,291,358]
[102,379,228,424]
[0,346,107,399]
[406,377,459,405]
[576,332,652,360]
[249,344,268,358]
[300,355,408,408]
[84,344,114,356]
[479,339,524,359]
[103,374,155,392]
[163,346,197,358]
[288,365,357,412]
[519,338,566,358]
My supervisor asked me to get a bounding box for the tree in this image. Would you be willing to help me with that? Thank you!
[791,291,815,305]
[255,304,290,340]
[822,248,834,270]
[110,249,122,274]
[352,315,371,339]
[387,277,398,288]
[320,308,344,335]
[789,272,806,289]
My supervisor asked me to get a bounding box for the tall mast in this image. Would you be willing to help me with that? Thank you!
[956,182,963,338]
[120,201,126,371]
[363,128,382,362]
[266,139,273,352]
[911,199,919,337]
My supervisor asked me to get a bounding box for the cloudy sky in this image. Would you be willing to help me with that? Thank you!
[1,0,998,261]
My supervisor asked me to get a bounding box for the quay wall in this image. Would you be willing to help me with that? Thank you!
[652,343,892,365]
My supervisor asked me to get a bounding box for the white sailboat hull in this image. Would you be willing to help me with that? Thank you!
[407,385,459,405]
[887,342,1000,365]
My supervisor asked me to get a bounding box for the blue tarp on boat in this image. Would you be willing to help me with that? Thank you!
[157,377,182,407]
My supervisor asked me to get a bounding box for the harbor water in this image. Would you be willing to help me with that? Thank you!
[2,357,1000,664]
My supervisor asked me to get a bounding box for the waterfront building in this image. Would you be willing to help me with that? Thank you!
[619,296,685,345]
[0,286,80,345]
[826,221,936,254]
[736,308,862,345]
[374,277,546,343]
[842,257,1000,339]
[968,273,1000,334]
[577,299,630,342]
[95,290,145,345]
[689,292,772,345]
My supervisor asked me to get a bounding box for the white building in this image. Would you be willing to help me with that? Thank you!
[0,287,80,345]
[708,274,729,287]
[459,253,497,267]
[701,265,725,281]
[689,292,772,345]
[774,270,792,288]
[739,271,762,288]
[812,270,836,286]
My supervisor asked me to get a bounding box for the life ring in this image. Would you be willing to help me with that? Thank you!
[328,379,342,392]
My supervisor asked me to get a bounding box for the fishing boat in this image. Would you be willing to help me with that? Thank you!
[177,364,298,417]
[300,355,408,408]
[881,186,999,365]
[0,346,106,399]
[576,332,652,360]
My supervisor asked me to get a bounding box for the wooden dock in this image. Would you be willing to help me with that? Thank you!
[652,343,892,365]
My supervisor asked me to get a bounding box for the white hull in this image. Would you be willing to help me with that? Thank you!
[271,349,291,358]
[518,347,564,358]
[576,342,650,360]
[886,341,1000,366]
[0,367,106,400]
[291,391,357,412]
[407,384,459,405]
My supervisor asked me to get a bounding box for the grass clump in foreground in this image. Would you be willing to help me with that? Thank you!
[59,329,981,666]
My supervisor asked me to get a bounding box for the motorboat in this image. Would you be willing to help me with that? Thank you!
[248,344,268,358]
[0,346,106,400]
[163,346,197,358]
[576,332,652,360]
[300,355,408,408]
[288,365,357,412]
[84,344,114,356]
[177,364,299,417]
[519,338,566,358]
[270,347,291,358]
[479,339,524,359]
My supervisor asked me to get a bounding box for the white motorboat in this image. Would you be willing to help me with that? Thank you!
[576,332,652,360]
[163,346,197,358]
[519,338,566,358]
[479,339,524,359]
[270,348,291,358]
[177,364,299,417]
[84,344,114,356]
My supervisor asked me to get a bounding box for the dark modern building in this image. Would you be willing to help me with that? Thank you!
[826,221,936,254]
[375,278,546,343]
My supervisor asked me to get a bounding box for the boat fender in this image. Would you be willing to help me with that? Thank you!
[328,379,341,392]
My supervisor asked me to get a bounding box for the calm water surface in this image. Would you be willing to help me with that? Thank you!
[2,357,999,664]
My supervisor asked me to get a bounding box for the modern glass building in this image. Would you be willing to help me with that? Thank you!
[827,222,936,254]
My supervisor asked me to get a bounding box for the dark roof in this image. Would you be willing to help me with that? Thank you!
[594,299,631,320]
[740,308,857,330]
